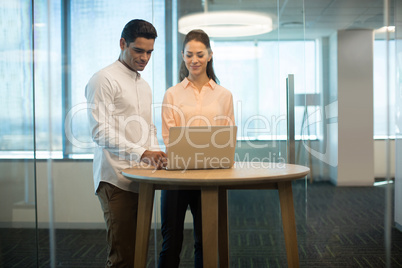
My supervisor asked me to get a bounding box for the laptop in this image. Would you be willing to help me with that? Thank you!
[166,125,237,170]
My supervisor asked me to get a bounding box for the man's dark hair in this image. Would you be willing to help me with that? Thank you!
[121,19,157,45]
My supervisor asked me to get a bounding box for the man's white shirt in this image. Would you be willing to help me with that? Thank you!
[85,60,160,193]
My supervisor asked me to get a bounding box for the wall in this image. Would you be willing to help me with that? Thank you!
[0,160,104,229]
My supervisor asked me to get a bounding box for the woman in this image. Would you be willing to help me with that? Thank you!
[158,29,235,268]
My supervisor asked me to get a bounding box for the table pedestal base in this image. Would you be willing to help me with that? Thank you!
[134,181,299,268]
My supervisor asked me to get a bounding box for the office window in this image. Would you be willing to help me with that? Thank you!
[0,1,319,158]
[34,1,63,153]
[67,0,166,155]
[0,1,64,156]
[213,40,317,140]
[0,0,166,158]
[1,3,398,158]
[373,40,396,138]
[0,1,35,153]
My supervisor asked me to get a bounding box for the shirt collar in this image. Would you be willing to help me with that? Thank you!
[181,77,216,90]
[116,60,141,80]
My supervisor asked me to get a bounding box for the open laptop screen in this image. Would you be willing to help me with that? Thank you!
[166,126,237,170]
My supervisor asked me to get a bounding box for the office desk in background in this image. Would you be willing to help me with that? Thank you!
[123,162,310,268]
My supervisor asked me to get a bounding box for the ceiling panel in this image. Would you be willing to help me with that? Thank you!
[304,0,335,8]
[329,0,382,8]
[178,0,393,40]
[323,7,371,15]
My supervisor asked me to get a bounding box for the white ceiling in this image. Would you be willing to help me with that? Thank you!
[178,0,394,40]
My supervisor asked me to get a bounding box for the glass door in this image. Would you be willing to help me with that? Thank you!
[166,0,309,266]
[0,1,38,267]
[1,0,399,267]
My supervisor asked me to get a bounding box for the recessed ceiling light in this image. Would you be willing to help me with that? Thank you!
[178,11,273,37]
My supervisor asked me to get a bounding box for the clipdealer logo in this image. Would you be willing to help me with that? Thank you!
[301,101,338,167]
[64,100,336,167]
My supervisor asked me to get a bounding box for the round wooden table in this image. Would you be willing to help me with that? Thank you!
[123,162,310,268]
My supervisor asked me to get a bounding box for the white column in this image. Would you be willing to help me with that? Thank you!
[331,30,375,186]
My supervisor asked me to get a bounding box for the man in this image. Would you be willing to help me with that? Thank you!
[85,19,167,267]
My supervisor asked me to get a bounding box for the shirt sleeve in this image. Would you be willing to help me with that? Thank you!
[217,89,236,126]
[227,92,235,126]
[161,90,177,147]
[85,73,147,162]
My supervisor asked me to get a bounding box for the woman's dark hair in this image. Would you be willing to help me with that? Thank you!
[179,29,218,83]
[121,19,157,45]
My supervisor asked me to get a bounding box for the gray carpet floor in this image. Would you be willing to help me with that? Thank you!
[1,181,402,268]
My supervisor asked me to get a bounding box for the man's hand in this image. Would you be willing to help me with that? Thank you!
[140,150,167,169]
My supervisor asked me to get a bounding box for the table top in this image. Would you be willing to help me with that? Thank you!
[122,162,310,186]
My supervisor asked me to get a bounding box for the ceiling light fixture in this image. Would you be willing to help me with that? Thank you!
[374,26,395,33]
[178,11,273,37]
[280,21,304,28]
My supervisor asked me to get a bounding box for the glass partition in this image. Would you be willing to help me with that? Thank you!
[168,0,309,266]
[395,0,402,252]
[0,1,38,267]
[1,0,401,267]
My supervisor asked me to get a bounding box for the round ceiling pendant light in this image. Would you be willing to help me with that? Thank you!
[178,11,273,37]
